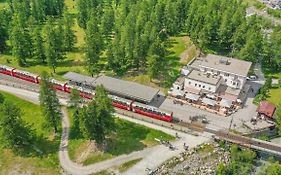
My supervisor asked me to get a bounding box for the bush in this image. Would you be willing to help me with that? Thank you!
[267,8,281,19]
[254,77,272,104]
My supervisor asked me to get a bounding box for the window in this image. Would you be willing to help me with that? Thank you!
[195,83,197,86]
[225,79,227,82]
[189,81,191,84]
[199,84,201,88]
[217,71,220,75]
[224,73,229,76]
[209,87,211,90]
[233,82,236,85]
[203,85,205,88]
[234,75,238,79]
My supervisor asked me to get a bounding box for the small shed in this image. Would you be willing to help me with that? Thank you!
[256,101,276,118]
[186,93,200,101]
[220,99,233,108]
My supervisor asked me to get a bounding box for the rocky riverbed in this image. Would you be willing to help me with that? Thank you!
[152,142,230,175]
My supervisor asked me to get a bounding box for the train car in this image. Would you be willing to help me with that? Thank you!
[64,84,72,93]
[78,87,94,99]
[50,79,67,91]
[131,102,172,122]
[109,95,133,111]
[12,69,40,83]
[0,65,15,75]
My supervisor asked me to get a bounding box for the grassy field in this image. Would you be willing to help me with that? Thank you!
[266,72,281,106]
[262,65,281,122]
[0,91,60,175]
[118,158,142,173]
[68,109,175,166]
[0,0,7,9]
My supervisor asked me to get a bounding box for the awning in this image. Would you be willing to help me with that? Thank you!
[186,93,200,101]
[220,99,233,108]
[219,94,237,102]
[206,94,216,99]
[173,90,185,97]
[202,97,217,106]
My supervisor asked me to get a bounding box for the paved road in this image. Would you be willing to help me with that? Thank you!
[0,84,211,175]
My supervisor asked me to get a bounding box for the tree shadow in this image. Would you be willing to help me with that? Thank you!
[12,134,61,159]
[105,119,148,156]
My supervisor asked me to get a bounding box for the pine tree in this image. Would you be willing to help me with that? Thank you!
[84,16,103,76]
[0,24,7,53]
[0,93,5,104]
[100,5,114,37]
[78,85,114,145]
[68,89,82,108]
[62,12,76,51]
[39,71,61,133]
[271,26,281,69]
[0,101,32,150]
[32,26,45,63]
[31,0,46,22]
[44,17,63,73]
[147,55,160,80]
[10,12,32,66]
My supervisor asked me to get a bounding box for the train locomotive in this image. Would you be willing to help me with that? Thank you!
[0,65,173,122]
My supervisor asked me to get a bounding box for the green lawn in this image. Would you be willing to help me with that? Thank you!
[262,65,281,119]
[0,0,8,9]
[68,109,175,165]
[0,91,60,174]
[65,0,78,14]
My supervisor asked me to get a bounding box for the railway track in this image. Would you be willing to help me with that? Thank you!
[1,73,281,156]
[213,130,281,156]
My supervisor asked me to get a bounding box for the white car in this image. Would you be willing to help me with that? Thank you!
[247,75,257,80]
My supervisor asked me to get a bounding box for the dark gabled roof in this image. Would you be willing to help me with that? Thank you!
[63,72,97,86]
[94,75,160,103]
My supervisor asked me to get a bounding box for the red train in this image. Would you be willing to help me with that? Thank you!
[109,95,172,122]
[0,65,173,122]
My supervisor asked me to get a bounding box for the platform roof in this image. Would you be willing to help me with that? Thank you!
[93,75,160,103]
[63,72,97,86]
[64,72,160,103]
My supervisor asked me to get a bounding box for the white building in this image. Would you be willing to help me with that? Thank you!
[185,70,222,93]
[182,54,252,102]
[188,54,251,87]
